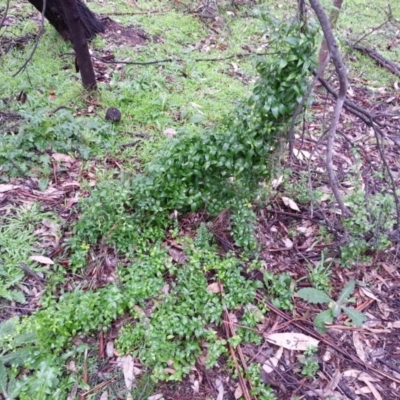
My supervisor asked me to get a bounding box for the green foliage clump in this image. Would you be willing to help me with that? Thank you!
[117,246,260,381]
[0,204,58,303]
[70,19,317,257]
[0,15,318,398]
[341,190,394,266]
[263,272,294,310]
[0,110,113,181]
[298,346,319,377]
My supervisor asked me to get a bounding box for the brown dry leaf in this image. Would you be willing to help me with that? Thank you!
[281,196,300,212]
[148,395,164,400]
[215,378,224,400]
[358,376,382,400]
[390,321,400,328]
[106,341,114,358]
[282,237,293,249]
[326,369,342,392]
[99,390,108,400]
[162,368,175,374]
[207,282,223,294]
[381,263,396,275]
[265,332,319,351]
[52,153,75,163]
[272,175,284,188]
[352,332,366,362]
[262,346,283,373]
[234,384,243,399]
[163,128,177,138]
[0,184,15,193]
[191,379,199,393]
[168,247,188,264]
[120,355,135,390]
[343,370,380,382]
[29,255,54,265]
[67,360,77,372]
[359,287,379,301]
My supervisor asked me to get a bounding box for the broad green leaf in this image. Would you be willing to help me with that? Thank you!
[337,280,355,305]
[343,307,368,327]
[314,310,334,334]
[271,107,279,118]
[11,290,26,304]
[0,348,33,366]
[0,317,18,342]
[0,362,8,397]
[297,288,332,304]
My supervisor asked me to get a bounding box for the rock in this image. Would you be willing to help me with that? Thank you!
[105,107,121,123]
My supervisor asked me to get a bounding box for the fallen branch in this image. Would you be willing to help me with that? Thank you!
[349,43,400,77]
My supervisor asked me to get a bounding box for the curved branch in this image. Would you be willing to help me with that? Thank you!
[309,0,350,217]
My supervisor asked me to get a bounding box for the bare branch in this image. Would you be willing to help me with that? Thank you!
[309,0,350,217]
[12,0,46,77]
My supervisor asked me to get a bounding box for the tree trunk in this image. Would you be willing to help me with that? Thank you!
[60,0,97,90]
[27,0,104,42]
[317,0,344,77]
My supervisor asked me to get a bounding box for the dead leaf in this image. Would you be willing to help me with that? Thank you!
[191,380,199,393]
[326,370,342,391]
[391,321,400,328]
[265,332,319,351]
[30,255,54,265]
[359,287,378,301]
[352,331,366,362]
[120,355,135,390]
[282,196,300,212]
[358,376,382,400]
[215,378,224,400]
[234,384,243,399]
[106,341,114,358]
[99,390,108,400]
[148,395,164,400]
[163,128,177,138]
[52,153,75,163]
[0,184,15,193]
[272,175,284,188]
[263,346,283,373]
[207,282,223,293]
[282,237,293,249]
[343,370,380,382]
[293,149,313,161]
[168,247,188,264]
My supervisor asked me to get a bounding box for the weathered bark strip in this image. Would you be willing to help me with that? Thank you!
[350,43,400,78]
[27,0,104,41]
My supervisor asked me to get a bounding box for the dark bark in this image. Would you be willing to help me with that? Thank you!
[60,0,97,90]
[27,0,104,42]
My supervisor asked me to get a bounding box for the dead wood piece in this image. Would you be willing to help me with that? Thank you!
[350,43,400,77]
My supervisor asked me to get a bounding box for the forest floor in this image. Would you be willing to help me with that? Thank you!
[1,1,400,399]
